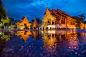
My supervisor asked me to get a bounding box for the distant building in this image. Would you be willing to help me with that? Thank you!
[32,19,38,29]
[39,6,76,29]
[16,16,32,29]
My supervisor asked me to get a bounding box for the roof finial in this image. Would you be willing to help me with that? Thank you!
[57,6,58,9]
[52,5,53,10]
[35,15,36,19]
[47,3,48,8]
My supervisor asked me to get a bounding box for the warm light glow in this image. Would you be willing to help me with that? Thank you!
[15,31,32,42]
[80,23,84,29]
[47,25,55,28]
[48,30,55,34]
[16,16,31,29]
[41,6,76,29]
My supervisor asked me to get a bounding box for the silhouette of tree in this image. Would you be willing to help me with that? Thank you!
[0,0,7,21]
[14,19,17,24]
[31,19,34,22]
[78,14,85,19]
[36,18,42,24]
[83,21,86,24]
[72,14,85,29]
[18,20,20,22]
[10,18,14,22]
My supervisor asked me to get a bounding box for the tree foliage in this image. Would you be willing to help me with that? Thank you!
[0,0,7,21]
[72,14,85,29]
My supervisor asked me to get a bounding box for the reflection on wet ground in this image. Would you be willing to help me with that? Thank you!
[0,29,86,57]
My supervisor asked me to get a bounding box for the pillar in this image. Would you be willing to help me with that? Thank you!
[54,20,55,25]
[44,22,45,29]
[54,20,55,29]
[51,20,52,29]
[65,18,67,29]
[51,20,52,25]
[60,16,62,29]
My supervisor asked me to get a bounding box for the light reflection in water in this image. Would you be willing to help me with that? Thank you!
[41,30,79,53]
[0,30,86,57]
[15,31,32,42]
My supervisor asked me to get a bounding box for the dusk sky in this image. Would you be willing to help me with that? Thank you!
[2,0,86,22]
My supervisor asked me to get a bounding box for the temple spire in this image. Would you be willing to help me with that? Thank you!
[52,5,53,10]
[46,3,49,10]
[57,6,58,10]
[47,3,48,8]
[35,16,36,19]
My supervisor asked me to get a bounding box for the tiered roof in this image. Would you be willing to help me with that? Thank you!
[44,7,70,18]
[16,16,31,25]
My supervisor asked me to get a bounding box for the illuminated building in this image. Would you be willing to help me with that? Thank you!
[32,19,38,29]
[40,5,76,29]
[16,16,32,29]
[15,31,32,42]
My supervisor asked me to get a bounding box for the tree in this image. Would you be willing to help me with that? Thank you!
[72,14,85,29]
[10,18,14,22]
[14,19,17,24]
[18,20,20,22]
[31,19,34,22]
[78,14,85,19]
[36,18,42,24]
[0,0,7,21]
[0,0,12,29]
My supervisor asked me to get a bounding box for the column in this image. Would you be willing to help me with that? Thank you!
[54,20,55,29]
[51,20,52,29]
[44,22,45,29]
[54,20,55,25]
[51,20,52,25]
[60,16,62,29]
[65,18,67,29]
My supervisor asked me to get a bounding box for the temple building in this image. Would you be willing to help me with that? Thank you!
[32,19,38,29]
[39,6,76,29]
[16,16,31,29]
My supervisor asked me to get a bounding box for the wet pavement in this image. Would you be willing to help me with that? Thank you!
[0,29,86,57]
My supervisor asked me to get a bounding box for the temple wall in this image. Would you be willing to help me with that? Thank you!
[67,25,76,28]
[55,24,66,28]
[55,24,76,29]
[47,25,55,29]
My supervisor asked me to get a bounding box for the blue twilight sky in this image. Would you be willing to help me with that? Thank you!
[2,0,86,22]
